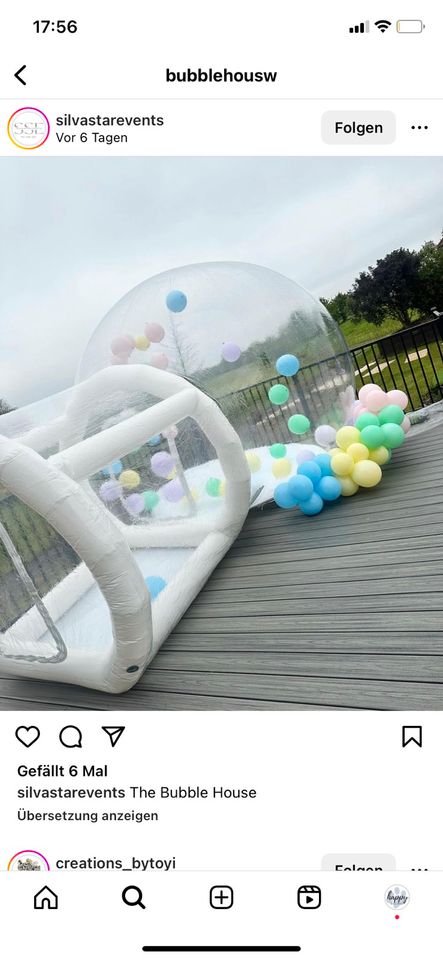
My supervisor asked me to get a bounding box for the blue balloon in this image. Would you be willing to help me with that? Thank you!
[101,459,123,477]
[316,476,341,502]
[299,493,324,516]
[147,435,162,446]
[276,353,300,377]
[145,575,167,599]
[297,461,322,483]
[166,289,187,313]
[288,475,314,502]
[314,453,332,477]
[274,482,298,510]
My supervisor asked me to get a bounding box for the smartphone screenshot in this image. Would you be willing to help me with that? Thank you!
[0,1,442,956]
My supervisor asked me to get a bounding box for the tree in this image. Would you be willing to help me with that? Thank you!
[417,239,443,315]
[0,399,13,415]
[320,292,355,326]
[351,248,422,326]
[167,314,199,376]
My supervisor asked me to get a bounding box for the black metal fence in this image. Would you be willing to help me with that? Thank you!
[218,316,443,448]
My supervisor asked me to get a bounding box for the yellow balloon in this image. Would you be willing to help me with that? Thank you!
[190,487,201,501]
[351,460,382,488]
[369,445,390,466]
[272,458,292,478]
[336,426,361,450]
[246,451,261,473]
[328,447,341,459]
[167,468,177,480]
[134,334,150,351]
[331,452,353,477]
[339,477,359,497]
[219,480,226,496]
[347,442,369,462]
[120,469,141,490]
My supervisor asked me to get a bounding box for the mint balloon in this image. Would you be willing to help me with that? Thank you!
[380,422,405,449]
[360,425,384,449]
[378,404,405,426]
[355,412,380,430]
[268,384,289,405]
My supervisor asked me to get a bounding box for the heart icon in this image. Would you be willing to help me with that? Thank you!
[15,726,40,748]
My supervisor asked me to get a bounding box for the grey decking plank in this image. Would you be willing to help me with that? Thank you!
[204,564,443,589]
[135,670,443,710]
[229,526,443,556]
[163,632,443,654]
[209,554,442,580]
[148,651,443,682]
[190,576,442,602]
[236,515,440,549]
[172,612,442,633]
[219,538,442,568]
[0,681,346,711]
[189,596,443,616]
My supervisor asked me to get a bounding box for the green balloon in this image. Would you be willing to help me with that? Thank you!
[380,422,405,449]
[355,412,379,430]
[378,404,405,426]
[288,414,311,435]
[206,477,222,497]
[268,384,289,405]
[269,443,287,459]
[360,425,385,449]
[143,490,160,510]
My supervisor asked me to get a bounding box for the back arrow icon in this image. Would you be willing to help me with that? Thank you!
[14,65,27,86]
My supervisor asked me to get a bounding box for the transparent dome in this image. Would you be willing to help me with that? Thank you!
[77,261,355,452]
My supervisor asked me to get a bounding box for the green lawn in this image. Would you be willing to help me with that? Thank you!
[340,315,403,347]
[352,339,443,409]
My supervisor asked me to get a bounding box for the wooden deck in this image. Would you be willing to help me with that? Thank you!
[1,422,442,710]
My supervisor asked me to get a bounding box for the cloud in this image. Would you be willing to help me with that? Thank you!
[1,157,442,406]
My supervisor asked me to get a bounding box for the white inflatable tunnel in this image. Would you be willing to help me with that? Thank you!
[0,365,251,693]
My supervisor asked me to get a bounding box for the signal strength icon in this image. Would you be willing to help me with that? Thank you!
[375,19,392,32]
[349,20,370,33]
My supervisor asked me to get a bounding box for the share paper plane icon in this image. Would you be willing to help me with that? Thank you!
[102,726,125,747]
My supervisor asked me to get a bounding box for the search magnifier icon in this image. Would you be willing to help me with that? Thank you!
[122,885,146,909]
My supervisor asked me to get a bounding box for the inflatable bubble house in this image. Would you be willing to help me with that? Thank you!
[0,261,354,694]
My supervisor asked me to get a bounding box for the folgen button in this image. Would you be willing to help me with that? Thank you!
[322,111,396,145]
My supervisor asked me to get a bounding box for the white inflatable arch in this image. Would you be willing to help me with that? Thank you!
[0,365,250,693]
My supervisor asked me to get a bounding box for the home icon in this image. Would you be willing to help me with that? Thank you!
[34,886,58,910]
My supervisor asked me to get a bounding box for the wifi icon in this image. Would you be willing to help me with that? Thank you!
[375,19,392,32]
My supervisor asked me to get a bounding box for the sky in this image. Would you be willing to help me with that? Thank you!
[1,156,442,406]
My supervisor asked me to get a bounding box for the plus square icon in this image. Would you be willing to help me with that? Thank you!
[210,885,234,909]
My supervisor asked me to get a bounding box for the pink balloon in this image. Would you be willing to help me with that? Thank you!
[352,401,364,416]
[145,322,165,343]
[386,389,408,410]
[111,335,134,356]
[111,355,128,365]
[402,415,411,433]
[359,383,383,402]
[150,353,169,369]
[365,389,389,413]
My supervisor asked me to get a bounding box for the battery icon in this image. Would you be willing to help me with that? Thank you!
[396,20,424,32]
